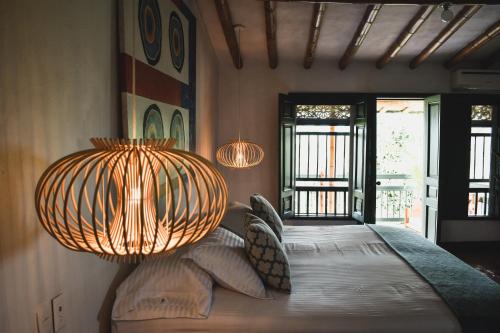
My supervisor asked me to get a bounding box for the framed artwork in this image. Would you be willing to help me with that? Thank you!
[119,0,196,151]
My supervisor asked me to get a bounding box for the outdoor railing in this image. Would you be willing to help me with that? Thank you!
[295,185,349,217]
[376,174,415,223]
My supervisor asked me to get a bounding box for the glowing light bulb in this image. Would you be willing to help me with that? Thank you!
[129,187,142,202]
[235,143,247,167]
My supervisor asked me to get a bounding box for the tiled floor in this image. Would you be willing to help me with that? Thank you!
[443,243,500,284]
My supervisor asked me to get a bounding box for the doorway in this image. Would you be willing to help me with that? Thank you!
[375,99,425,234]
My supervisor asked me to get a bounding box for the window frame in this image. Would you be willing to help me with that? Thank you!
[467,104,498,220]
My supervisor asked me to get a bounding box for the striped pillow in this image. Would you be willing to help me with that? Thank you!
[250,194,284,241]
[183,228,268,299]
[245,214,291,293]
[112,252,213,320]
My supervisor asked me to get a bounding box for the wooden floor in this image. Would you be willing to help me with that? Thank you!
[443,243,500,284]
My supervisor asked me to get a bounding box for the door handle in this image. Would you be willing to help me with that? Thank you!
[376,181,381,186]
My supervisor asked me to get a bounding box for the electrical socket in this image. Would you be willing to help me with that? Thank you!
[51,294,66,332]
[35,302,53,333]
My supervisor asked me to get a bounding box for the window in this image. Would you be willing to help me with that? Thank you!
[293,105,352,217]
[468,105,494,217]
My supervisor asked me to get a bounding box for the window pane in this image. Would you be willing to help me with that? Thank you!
[468,105,494,217]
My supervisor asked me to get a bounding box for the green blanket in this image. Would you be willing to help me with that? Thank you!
[368,225,500,333]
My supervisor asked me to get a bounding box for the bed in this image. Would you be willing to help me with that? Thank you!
[112,225,466,333]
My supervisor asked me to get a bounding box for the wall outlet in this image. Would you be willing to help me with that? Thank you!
[51,294,65,332]
[35,303,53,333]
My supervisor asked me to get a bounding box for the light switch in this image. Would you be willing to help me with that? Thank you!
[35,303,53,333]
[51,294,65,332]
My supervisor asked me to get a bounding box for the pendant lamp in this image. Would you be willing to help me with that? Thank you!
[34,1,228,262]
[35,138,227,262]
[216,25,264,169]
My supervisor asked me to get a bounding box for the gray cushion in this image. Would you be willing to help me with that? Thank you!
[244,214,291,293]
[219,201,252,238]
[250,194,283,241]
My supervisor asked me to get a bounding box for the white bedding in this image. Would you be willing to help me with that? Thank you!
[112,225,461,333]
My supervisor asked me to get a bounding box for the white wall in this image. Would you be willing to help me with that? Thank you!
[190,0,220,162]
[217,59,452,206]
[0,1,122,332]
[0,0,221,332]
[442,220,500,242]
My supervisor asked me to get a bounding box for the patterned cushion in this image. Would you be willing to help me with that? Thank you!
[244,214,291,293]
[250,194,284,241]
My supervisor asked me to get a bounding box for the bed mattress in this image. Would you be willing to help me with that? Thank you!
[112,225,461,333]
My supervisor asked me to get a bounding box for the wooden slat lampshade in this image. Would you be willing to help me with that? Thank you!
[216,138,264,169]
[35,138,228,263]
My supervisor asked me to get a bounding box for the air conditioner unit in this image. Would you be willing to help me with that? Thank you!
[451,69,500,91]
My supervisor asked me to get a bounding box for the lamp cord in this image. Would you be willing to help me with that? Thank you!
[132,0,137,139]
[237,26,241,142]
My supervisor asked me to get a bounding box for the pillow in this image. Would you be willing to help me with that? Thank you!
[244,214,291,293]
[250,194,284,241]
[112,253,213,320]
[219,201,252,237]
[183,227,268,299]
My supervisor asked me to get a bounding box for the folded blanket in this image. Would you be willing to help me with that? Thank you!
[369,225,500,333]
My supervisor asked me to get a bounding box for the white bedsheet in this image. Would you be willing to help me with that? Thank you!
[112,225,461,333]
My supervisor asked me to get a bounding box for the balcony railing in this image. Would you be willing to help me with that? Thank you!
[295,185,349,217]
[294,129,418,221]
[376,175,415,222]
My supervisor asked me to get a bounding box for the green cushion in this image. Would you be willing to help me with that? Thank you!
[250,194,283,241]
[244,214,291,293]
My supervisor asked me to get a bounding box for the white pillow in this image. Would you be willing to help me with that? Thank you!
[183,228,270,299]
[112,252,213,321]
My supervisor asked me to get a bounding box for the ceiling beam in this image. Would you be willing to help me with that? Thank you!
[215,0,243,69]
[264,1,278,69]
[482,48,500,68]
[376,5,435,69]
[303,3,327,69]
[409,5,481,69]
[260,1,497,4]
[444,20,500,69]
[339,4,382,70]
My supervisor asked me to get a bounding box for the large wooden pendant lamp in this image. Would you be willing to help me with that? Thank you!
[35,138,228,262]
[216,25,264,169]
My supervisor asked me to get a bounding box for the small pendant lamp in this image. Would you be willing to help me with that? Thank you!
[34,0,228,263]
[216,25,264,169]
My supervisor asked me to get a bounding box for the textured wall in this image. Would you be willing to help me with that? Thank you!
[0,0,122,332]
[217,60,452,207]
[190,0,219,162]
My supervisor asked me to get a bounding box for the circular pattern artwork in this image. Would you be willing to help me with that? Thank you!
[143,104,164,139]
[139,0,162,66]
[169,11,185,73]
[170,110,185,149]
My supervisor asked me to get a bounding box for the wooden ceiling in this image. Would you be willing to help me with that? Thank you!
[204,0,500,70]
